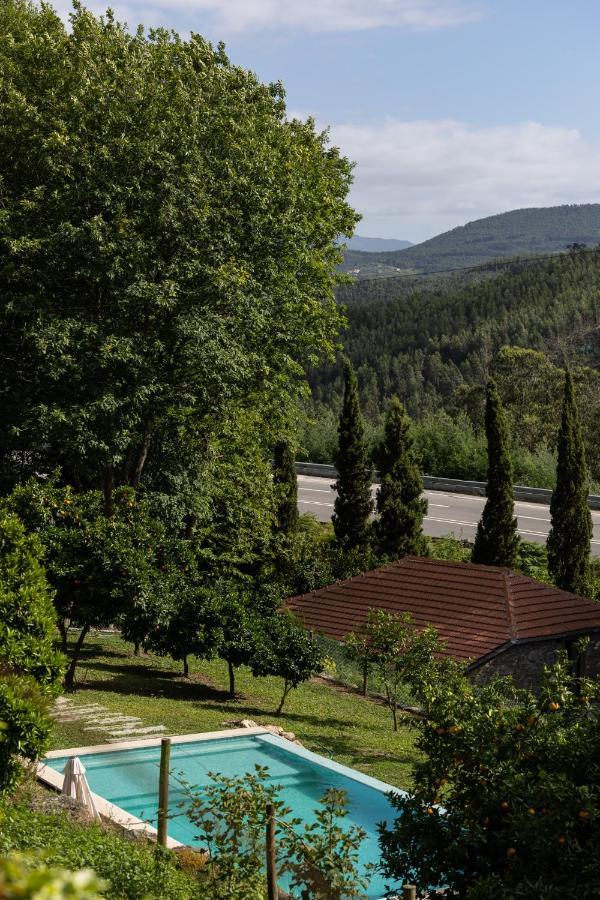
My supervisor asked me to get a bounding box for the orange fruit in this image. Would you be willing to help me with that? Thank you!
[578,810,590,819]
[506,847,516,858]
[426,807,434,816]
[501,801,510,810]
[549,701,560,712]
[528,808,536,816]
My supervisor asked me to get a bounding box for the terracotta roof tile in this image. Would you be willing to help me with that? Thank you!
[287,556,600,662]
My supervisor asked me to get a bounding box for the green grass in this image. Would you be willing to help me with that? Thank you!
[50,633,419,788]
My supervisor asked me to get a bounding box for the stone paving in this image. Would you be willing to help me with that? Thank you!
[52,697,167,743]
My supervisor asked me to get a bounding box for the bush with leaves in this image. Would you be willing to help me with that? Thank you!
[181,765,368,899]
[279,787,368,899]
[0,512,64,791]
[0,854,105,899]
[251,611,323,715]
[346,610,443,731]
[0,802,200,899]
[378,649,600,898]
[8,479,177,689]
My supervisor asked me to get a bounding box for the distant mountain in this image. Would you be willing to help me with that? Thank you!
[341,204,600,278]
[342,235,413,252]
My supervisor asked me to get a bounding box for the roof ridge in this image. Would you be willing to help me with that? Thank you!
[503,570,517,641]
[403,555,511,574]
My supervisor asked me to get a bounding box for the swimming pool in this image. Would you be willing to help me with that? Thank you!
[41,729,403,899]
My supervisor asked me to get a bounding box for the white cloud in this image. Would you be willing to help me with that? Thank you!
[51,0,481,33]
[326,118,600,240]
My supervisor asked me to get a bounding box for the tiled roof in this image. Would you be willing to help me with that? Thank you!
[287,556,600,663]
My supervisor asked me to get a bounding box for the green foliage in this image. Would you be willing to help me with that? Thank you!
[272,442,299,537]
[0,512,64,791]
[0,0,355,508]
[378,650,600,899]
[0,854,105,899]
[472,380,520,567]
[547,371,592,594]
[181,764,282,899]
[413,411,487,480]
[332,360,373,551]
[279,788,368,899]
[0,513,63,686]
[252,612,323,715]
[312,249,600,485]
[181,765,368,899]
[8,479,176,689]
[374,397,427,560]
[0,804,198,899]
[346,611,442,731]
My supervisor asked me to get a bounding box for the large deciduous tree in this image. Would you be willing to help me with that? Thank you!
[374,396,427,560]
[0,0,357,511]
[472,379,520,567]
[332,359,373,551]
[547,370,592,594]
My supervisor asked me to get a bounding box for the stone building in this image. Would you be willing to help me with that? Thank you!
[288,556,600,688]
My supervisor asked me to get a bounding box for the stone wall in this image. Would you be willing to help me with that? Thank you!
[471,633,600,689]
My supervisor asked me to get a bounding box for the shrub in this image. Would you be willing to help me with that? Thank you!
[0,854,105,899]
[378,650,600,898]
[0,512,64,792]
[0,804,199,899]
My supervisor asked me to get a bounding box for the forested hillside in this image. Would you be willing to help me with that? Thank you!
[304,248,600,485]
[341,204,600,277]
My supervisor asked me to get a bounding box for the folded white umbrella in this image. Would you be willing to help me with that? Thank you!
[62,757,100,821]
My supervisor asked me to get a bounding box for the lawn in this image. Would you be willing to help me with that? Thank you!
[50,633,420,789]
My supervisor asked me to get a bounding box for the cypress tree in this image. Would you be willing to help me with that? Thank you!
[332,359,373,550]
[374,396,428,559]
[272,440,299,536]
[472,379,520,567]
[547,369,592,594]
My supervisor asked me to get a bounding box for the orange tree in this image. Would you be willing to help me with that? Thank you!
[378,649,600,898]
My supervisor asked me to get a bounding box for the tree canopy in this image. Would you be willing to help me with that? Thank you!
[0,0,357,512]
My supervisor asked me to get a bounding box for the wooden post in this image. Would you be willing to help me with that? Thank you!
[402,885,417,900]
[157,737,171,847]
[266,802,278,900]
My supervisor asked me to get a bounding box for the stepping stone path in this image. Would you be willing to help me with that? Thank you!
[52,697,167,743]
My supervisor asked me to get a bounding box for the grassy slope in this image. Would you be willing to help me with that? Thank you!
[50,633,419,789]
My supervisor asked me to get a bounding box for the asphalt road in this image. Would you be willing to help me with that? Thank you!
[298,474,600,557]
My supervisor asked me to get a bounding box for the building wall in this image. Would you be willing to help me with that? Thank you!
[472,633,600,689]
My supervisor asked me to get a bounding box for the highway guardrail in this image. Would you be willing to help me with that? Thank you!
[295,462,600,510]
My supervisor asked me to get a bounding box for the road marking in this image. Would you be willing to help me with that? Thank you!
[299,500,334,508]
[517,515,551,523]
[300,487,333,494]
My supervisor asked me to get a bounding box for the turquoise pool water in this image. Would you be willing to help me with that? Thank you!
[46,733,402,898]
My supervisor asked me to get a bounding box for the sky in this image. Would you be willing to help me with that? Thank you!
[51,0,600,242]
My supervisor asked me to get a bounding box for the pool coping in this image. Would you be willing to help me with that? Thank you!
[37,727,269,850]
[38,727,406,856]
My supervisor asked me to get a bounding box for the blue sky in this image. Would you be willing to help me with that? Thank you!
[52,1,600,241]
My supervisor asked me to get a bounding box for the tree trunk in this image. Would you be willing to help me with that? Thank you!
[362,658,369,697]
[130,426,152,489]
[103,465,114,518]
[183,656,189,678]
[392,702,398,732]
[275,682,291,717]
[134,641,140,657]
[228,661,235,699]
[63,623,91,691]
